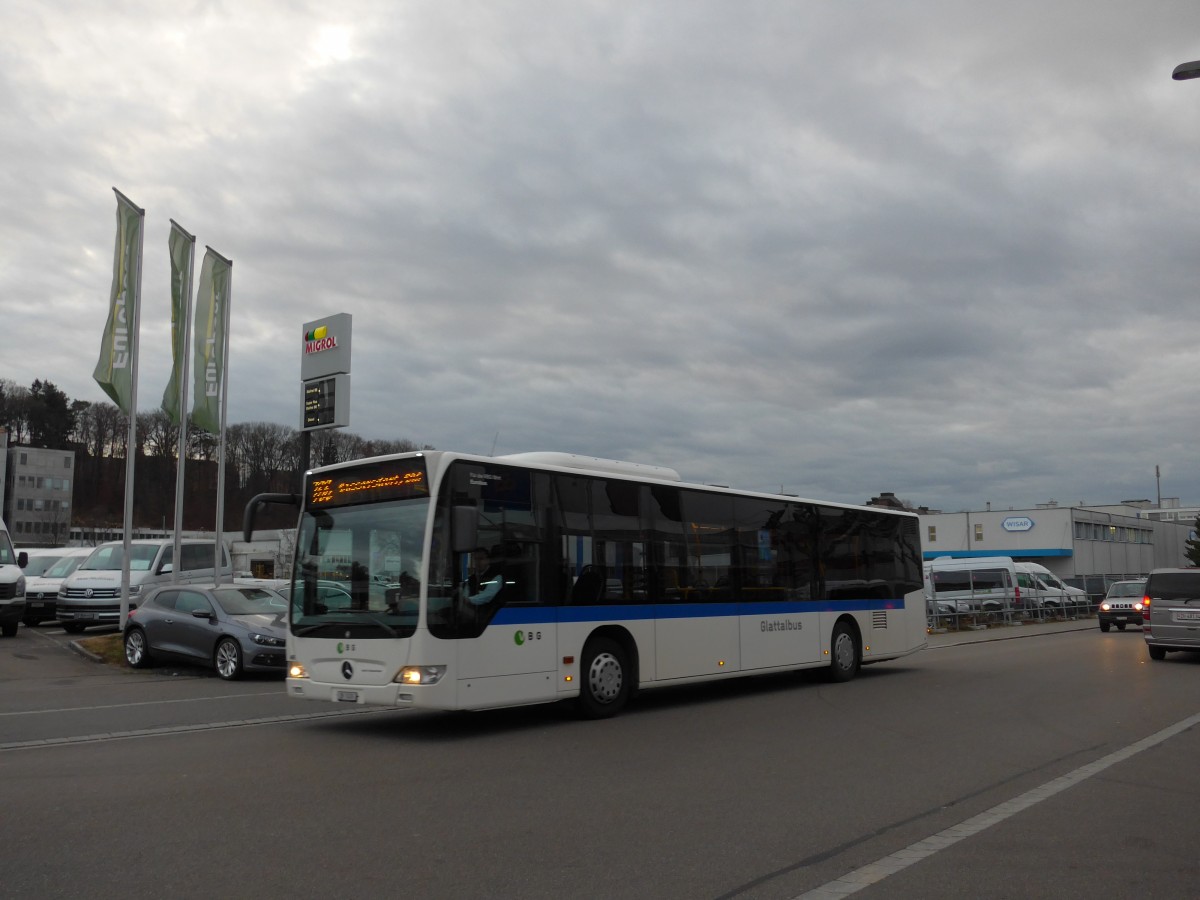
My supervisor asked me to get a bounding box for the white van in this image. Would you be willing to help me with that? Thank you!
[23,546,94,626]
[0,519,28,637]
[1014,562,1089,615]
[57,539,232,633]
[924,556,1022,620]
[15,547,71,578]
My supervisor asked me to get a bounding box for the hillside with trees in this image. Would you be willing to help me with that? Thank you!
[0,377,431,532]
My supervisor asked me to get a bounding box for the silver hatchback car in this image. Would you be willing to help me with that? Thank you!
[123,583,288,680]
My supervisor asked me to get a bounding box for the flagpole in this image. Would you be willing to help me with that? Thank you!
[169,221,196,583]
[114,188,144,630]
[209,248,233,583]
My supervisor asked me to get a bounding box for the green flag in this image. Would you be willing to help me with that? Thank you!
[93,191,143,414]
[162,222,195,425]
[191,247,232,435]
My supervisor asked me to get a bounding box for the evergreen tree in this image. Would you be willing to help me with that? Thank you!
[28,379,75,449]
[1185,515,1200,567]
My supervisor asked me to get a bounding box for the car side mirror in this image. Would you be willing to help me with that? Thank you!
[17,551,28,569]
[160,562,174,575]
[191,608,213,619]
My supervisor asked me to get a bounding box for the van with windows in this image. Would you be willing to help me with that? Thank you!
[23,546,94,626]
[0,518,28,637]
[1014,562,1089,615]
[1143,568,1200,660]
[57,539,232,633]
[924,556,1022,621]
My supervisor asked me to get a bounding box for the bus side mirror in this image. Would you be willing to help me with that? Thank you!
[452,505,478,553]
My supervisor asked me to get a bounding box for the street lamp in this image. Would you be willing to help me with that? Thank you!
[1173,60,1200,80]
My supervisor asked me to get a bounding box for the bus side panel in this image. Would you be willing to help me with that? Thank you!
[654,603,740,679]
[460,607,557,679]
[739,602,821,669]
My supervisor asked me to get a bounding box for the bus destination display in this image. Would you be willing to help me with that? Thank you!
[308,458,429,508]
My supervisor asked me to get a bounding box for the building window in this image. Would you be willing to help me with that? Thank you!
[928,526,936,543]
[19,452,27,465]
[64,456,70,468]
[974,524,983,542]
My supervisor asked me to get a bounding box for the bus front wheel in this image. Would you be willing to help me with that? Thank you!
[577,637,631,719]
[828,621,860,683]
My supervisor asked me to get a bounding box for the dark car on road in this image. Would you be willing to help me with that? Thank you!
[1098,579,1146,632]
[123,583,287,680]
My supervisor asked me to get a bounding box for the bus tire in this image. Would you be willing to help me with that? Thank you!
[827,620,860,683]
[577,636,630,719]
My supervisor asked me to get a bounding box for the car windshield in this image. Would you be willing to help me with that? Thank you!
[292,497,427,640]
[1107,582,1144,598]
[22,555,64,576]
[44,554,86,578]
[212,587,287,616]
[0,534,16,565]
[80,544,161,571]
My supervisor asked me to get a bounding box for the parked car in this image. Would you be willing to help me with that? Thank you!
[1098,579,1146,632]
[22,547,93,626]
[15,548,69,578]
[123,583,287,680]
[0,519,26,638]
[58,538,232,632]
[1143,568,1200,661]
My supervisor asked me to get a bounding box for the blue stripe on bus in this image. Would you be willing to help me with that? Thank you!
[490,598,906,626]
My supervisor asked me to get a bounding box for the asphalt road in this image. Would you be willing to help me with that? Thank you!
[3,619,1198,899]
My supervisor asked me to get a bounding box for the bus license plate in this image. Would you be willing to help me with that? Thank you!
[1175,610,1200,622]
[336,690,359,703]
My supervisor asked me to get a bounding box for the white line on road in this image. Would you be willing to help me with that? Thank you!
[794,709,1200,899]
[0,706,397,751]
[0,691,281,716]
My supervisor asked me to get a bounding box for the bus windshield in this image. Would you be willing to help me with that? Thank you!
[292,496,429,639]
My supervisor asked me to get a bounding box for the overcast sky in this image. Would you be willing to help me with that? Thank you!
[3,1,1200,513]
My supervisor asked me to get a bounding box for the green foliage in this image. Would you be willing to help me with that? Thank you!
[1186,515,1200,568]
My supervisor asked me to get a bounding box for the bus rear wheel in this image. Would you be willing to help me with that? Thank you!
[828,621,860,683]
[577,637,630,719]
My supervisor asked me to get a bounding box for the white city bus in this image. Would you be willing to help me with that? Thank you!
[250,450,927,718]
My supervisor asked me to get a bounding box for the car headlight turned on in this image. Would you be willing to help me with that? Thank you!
[397,666,446,685]
[1100,602,1111,611]
[288,661,309,679]
[250,633,285,647]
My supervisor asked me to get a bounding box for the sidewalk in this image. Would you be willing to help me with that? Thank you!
[926,615,1101,648]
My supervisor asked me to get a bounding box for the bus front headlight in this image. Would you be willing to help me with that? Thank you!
[397,666,446,685]
[288,662,308,679]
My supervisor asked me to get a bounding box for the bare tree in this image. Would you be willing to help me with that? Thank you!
[140,409,178,459]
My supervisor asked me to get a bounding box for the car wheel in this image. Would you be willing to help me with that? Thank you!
[23,616,40,627]
[62,622,86,634]
[124,627,153,668]
[827,620,860,683]
[1148,646,1167,661]
[1,621,16,638]
[577,636,631,718]
[1099,621,1111,633]
[214,637,243,681]
[1116,623,1127,631]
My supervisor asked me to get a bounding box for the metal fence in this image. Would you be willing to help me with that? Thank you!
[928,573,1148,632]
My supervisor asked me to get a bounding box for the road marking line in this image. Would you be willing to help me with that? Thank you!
[0,707,397,751]
[794,709,1200,899]
[0,691,281,716]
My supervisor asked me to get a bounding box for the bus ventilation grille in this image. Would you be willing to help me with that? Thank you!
[872,611,888,630]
